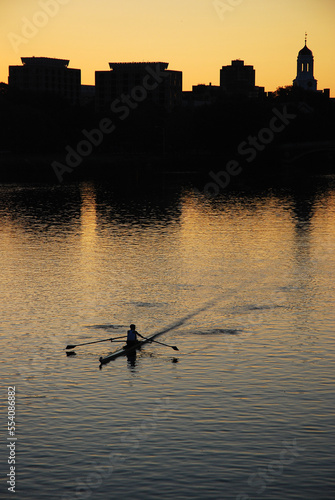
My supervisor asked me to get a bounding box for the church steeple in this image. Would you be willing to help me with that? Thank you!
[293,35,317,91]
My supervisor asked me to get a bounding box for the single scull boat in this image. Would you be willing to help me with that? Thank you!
[99,330,162,365]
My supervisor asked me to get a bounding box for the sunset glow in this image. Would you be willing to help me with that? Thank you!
[1,0,335,95]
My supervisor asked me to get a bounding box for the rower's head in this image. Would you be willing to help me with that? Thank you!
[130,324,136,330]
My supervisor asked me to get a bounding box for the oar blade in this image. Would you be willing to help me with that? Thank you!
[65,345,76,350]
[172,346,179,351]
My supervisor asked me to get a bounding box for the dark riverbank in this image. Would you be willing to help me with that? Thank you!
[0,147,334,188]
[1,83,334,185]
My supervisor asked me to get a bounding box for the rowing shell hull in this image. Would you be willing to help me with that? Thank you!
[99,334,158,365]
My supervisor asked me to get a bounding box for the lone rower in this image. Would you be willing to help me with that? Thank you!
[126,324,144,347]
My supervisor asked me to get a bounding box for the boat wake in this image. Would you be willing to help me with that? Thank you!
[194,328,243,336]
[84,324,126,330]
[127,301,168,308]
[245,304,286,311]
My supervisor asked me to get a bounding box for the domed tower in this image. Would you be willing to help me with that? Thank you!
[293,35,317,91]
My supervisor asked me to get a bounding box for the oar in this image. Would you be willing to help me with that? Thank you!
[141,335,179,351]
[65,336,126,350]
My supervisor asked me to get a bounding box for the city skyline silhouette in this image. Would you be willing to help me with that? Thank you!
[1,0,335,96]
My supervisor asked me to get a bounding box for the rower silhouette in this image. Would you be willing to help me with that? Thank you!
[126,324,144,347]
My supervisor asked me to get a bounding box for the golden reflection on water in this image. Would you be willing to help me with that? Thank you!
[0,181,334,500]
[80,182,97,252]
[76,182,335,273]
[312,189,335,262]
[179,192,295,271]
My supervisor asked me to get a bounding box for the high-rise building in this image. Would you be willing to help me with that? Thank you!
[95,62,182,112]
[8,57,81,105]
[220,60,257,97]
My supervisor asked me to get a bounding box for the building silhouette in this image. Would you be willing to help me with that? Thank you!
[182,83,222,107]
[95,62,182,112]
[8,57,81,105]
[80,84,95,107]
[293,37,317,91]
[220,59,264,98]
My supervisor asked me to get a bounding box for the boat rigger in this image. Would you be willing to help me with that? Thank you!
[99,330,178,365]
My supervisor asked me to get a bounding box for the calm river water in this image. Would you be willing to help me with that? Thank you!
[0,177,334,500]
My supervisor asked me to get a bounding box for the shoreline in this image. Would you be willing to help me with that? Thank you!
[0,147,334,184]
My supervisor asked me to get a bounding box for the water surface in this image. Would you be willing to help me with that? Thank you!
[0,178,334,499]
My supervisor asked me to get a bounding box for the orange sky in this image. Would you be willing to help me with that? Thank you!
[1,0,335,95]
